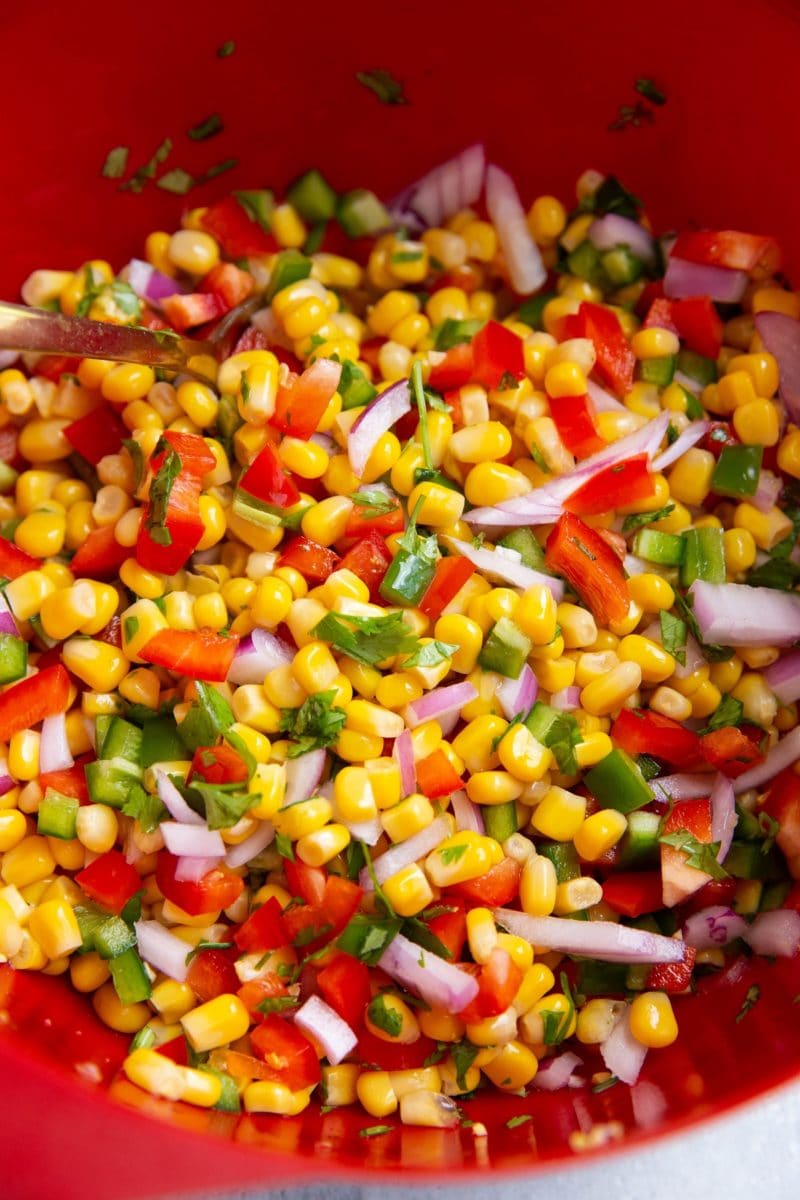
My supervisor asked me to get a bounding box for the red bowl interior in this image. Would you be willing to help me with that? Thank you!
[3,0,800,1191]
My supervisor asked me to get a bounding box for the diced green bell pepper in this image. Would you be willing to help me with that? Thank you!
[94,915,137,959]
[632,528,685,566]
[601,245,644,286]
[498,527,545,571]
[85,757,142,808]
[537,841,580,882]
[577,959,629,995]
[584,748,652,813]
[141,716,188,768]
[639,354,676,387]
[677,348,717,386]
[680,526,726,586]
[482,801,518,843]
[266,250,312,300]
[234,189,275,232]
[724,840,786,881]
[336,190,389,238]
[0,633,27,685]
[616,810,661,868]
[478,617,532,679]
[37,789,79,840]
[109,948,152,1005]
[711,444,763,499]
[99,716,143,766]
[337,359,378,411]
[379,551,436,607]
[286,168,338,222]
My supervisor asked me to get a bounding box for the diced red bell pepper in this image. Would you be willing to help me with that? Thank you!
[233,896,287,954]
[250,1014,321,1090]
[317,955,371,1027]
[571,302,636,398]
[156,852,244,917]
[699,726,765,778]
[602,871,664,918]
[545,512,630,626]
[458,947,523,1023]
[237,974,292,1021]
[549,394,605,459]
[161,292,226,332]
[471,321,525,389]
[415,749,464,799]
[39,753,93,804]
[157,1035,190,1066]
[322,875,363,931]
[644,297,679,334]
[28,355,80,383]
[418,555,476,622]
[358,337,386,374]
[760,768,800,870]
[159,431,216,478]
[670,297,724,361]
[679,877,738,916]
[136,432,215,575]
[65,405,127,466]
[190,744,250,786]
[75,849,142,915]
[0,535,40,580]
[426,899,467,961]
[645,945,697,994]
[0,664,70,743]
[186,947,240,1001]
[0,428,19,470]
[450,857,522,908]
[701,421,738,457]
[238,441,301,510]
[356,1027,437,1071]
[269,359,342,441]
[430,263,482,295]
[783,881,800,911]
[611,708,703,768]
[660,798,715,908]
[337,531,393,599]
[283,859,327,906]
[565,454,655,516]
[277,535,340,583]
[70,524,129,580]
[344,497,405,541]
[282,874,362,952]
[201,196,279,259]
[139,628,239,682]
[200,262,254,309]
[428,342,474,391]
[669,229,780,274]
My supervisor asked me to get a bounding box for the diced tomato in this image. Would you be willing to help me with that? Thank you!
[419,555,476,622]
[428,342,474,391]
[28,355,80,383]
[65,405,127,466]
[161,292,226,332]
[190,744,250,786]
[201,196,279,258]
[571,302,636,398]
[611,708,703,768]
[545,512,630,626]
[75,850,142,915]
[277,536,340,583]
[234,896,287,954]
[429,263,482,295]
[0,535,40,580]
[645,946,697,994]
[415,749,464,799]
[0,664,70,743]
[200,262,254,309]
[644,296,679,334]
[760,768,800,871]
[0,427,19,469]
[269,360,342,440]
[660,798,715,908]
[322,875,363,931]
[671,297,724,361]
[669,229,780,274]
[39,753,93,804]
[602,872,664,918]
[458,947,523,1023]
[471,321,525,389]
[157,1035,190,1066]
[186,948,240,1002]
[250,1015,321,1090]
[358,337,386,373]
[565,454,655,516]
[317,955,371,1027]
[69,524,129,579]
[700,726,765,778]
[136,432,215,575]
[156,852,244,917]
[679,877,738,916]
[159,431,216,479]
[239,441,300,511]
[356,1027,437,1071]
[426,899,467,961]
[139,628,239,682]
[450,857,522,908]
[282,875,362,953]
[550,394,605,459]
[337,532,393,599]
[701,421,738,458]
[284,860,327,906]
[344,498,405,540]
[443,388,464,427]
[237,974,291,1021]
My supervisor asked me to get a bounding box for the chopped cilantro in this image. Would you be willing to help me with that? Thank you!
[312,610,421,668]
[591,1074,619,1094]
[758,811,780,854]
[401,639,458,669]
[451,1041,479,1091]
[102,146,129,179]
[355,69,407,105]
[76,277,141,320]
[635,78,667,105]
[123,615,140,643]
[157,169,196,195]
[391,249,424,263]
[145,442,181,547]
[121,783,167,834]
[700,694,744,734]
[637,753,661,782]
[188,114,223,141]
[366,994,403,1037]
[530,443,552,475]
[294,922,333,947]
[506,1114,532,1129]
[439,843,468,866]
[433,317,484,350]
[608,100,656,132]
[411,359,433,471]
[122,438,146,491]
[659,829,728,879]
[255,995,300,1015]
[360,842,396,918]
[673,591,734,663]
[359,1125,393,1138]
[660,609,687,667]
[279,689,346,756]
[119,137,173,194]
[347,489,398,518]
[120,890,144,925]
[735,983,761,1023]
[275,831,295,861]
[400,916,452,962]
[198,158,238,183]
[217,40,236,56]
[184,940,234,965]
[336,914,401,964]
[182,778,253,830]
[622,504,675,534]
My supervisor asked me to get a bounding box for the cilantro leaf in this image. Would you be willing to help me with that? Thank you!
[411,359,433,470]
[119,137,173,194]
[735,983,761,1023]
[122,438,146,491]
[401,639,458,669]
[279,689,346,756]
[359,1125,394,1138]
[591,1075,619,1094]
[635,78,667,105]
[255,995,300,1015]
[336,914,401,964]
[622,504,675,535]
[355,69,407,105]
[275,831,295,861]
[121,783,167,834]
[347,489,398,518]
[188,114,223,141]
[451,1041,479,1092]
[757,811,780,854]
[183,779,253,830]
[184,940,233,965]
[506,1115,532,1129]
[102,146,129,179]
[423,1043,448,1067]
[660,609,687,667]
[673,591,734,663]
[217,40,236,56]
[312,611,421,667]
[157,169,196,195]
[439,843,468,866]
[700,694,744,734]
[366,994,403,1037]
[659,829,729,879]
[145,443,181,547]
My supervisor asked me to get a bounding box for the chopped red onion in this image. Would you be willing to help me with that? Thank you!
[450,789,485,835]
[670,633,706,680]
[361,815,451,890]
[752,469,782,514]
[587,379,626,413]
[495,909,687,962]
[378,933,479,1013]
[224,821,275,869]
[135,919,190,983]
[174,855,222,883]
[550,686,581,713]
[284,749,325,808]
[391,144,486,228]
[648,773,712,802]
[709,773,736,863]
[227,628,294,685]
[650,421,711,473]
[663,258,748,303]
[623,554,650,578]
[673,370,701,394]
[531,1050,583,1091]
[39,712,74,774]
[496,664,538,720]
[405,680,479,729]
[754,311,800,423]
[0,352,18,370]
[125,258,186,304]
[0,594,19,637]
[683,905,748,950]
[309,431,336,457]
[0,757,15,797]
[156,769,206,826]
[293,995,357,1065]
[162,822,225,858]
[485,165,546,295]
[733,726,800,795]
[348,379,412,478]
[342,815,383,846]
[689,581,800,648]
[764,650,800,705]
[393,729,416,797]
[589,214,657,268]
[743,909,800,957]
[600,1007,647,1086]
[441,536,564,598]
[437,708,461,737]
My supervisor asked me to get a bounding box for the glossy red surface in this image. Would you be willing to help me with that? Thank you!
[2,0,800,1190]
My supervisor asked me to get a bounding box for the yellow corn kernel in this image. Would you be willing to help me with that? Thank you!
[466,907,498,965]
[545,360,587,399]
[149,979,196,1024]
[124,1047,222,1108]
[7,729,39,782]
[297,823,350,866]
[246,763,285,820]
[514,962,556,1015]
[554,875,603,915]
[524,992,577,1044]
[75,804,119,855]
[618,635,675,684]
[92,981,151,1033]
[688,679,722,719]
[289,640,338,694]
[381,793,435,843]
[556,603,597,650]
[515,585,558,645]
[519,853,558,916]
[666,448,716,506]
[334,765,377,824]
[733,398,780,446]
[576,997,625,1044]
[732,672,778,726]
[0,809,27,853]
[366,994,421,1044]
[734,502,793,551]
[61,638,129,692]
[14,505,65,557]
[574,731,613,768]
[530,787,586,841]
[580,662,642,717]
[167,229,220,274]
[497,724,552,783]
[452,715,505,774]
[629,991,678,1048]
[627,573,675,613]
[425,832,502,887]
[527,195,567,244]
[777,428,800,479]
[356,1071,398,1118]
[180,993,249,1053]
[273,796,332,842]
[649,686,693,722]
[464,462,531,507]
[466,1006,518,1048]
[243,1080,313,1116]
[1,835,56,888]
[481,1040,538,1090]
[466,771,524,807]
[70,950,111,993]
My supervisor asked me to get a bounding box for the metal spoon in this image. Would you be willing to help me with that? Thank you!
[0,296,263,383]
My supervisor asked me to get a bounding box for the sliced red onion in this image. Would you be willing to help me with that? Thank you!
[0,352,18,371]
[495,909,687,963]
[361,815,451,890]
[709,773,736,863]
[587,379,626,413]
[224,821,275,869]
[550,686,581,713]
[135,919,190,983]
[754,311,800,424]
[393,729,416,797]
[682,905,748,950]
[125,258,186,304]
[623,554,650,578]
[670,633,706,681]
[174,855,222,883]
[162,822,225,858]
[663,258,748,303]
[743,909,800,957]
[673,370,701,394]
[752,470,782,514]
[284,749,325,809]
[650,421,711,473]
[450,789,485,835]
[378,933,479,1013]
[465,501,563,531]
[496,664,538,720]
[39,713,74,774]
[600,1007,647,1086]
[343,815,383,846]
[690,581,800,648]
[309,431,336,457]
[589,214,656,268]
[227,628,294,685]
[405,681,478,729]
[156,769,206,826]
[531,1051,583,1092]
[485,165,546,295]
[733,726,800,794]
[441,536,564,599]
[348,379,412,479]
[0,758,15,797]
[648,773,712,802]
[0,593,19,637]
[437,709,461,737]
[391,144,486,228]
[293,995,357,1065]
[764,650,800,705]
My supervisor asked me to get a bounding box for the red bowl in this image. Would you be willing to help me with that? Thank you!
[2,0,800,1193]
